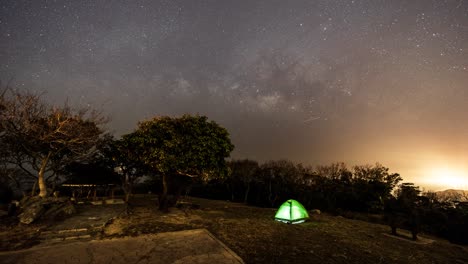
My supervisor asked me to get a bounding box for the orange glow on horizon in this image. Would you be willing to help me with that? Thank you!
[421,166,468,190]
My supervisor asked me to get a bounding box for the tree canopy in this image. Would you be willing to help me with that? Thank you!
[228,159,259,203]
[126,114,234,210]
[0,89,107,197]
[108,135,149,203]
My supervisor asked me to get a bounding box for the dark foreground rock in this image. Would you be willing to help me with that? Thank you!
[1,229,245,264]
[18,197,76,224]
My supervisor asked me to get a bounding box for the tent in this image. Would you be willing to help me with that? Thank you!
[274,199,309,224]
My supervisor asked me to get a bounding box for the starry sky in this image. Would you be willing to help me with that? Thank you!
[1,0,468,190]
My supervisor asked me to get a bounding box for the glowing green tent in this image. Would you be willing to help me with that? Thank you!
[275,199,309,224]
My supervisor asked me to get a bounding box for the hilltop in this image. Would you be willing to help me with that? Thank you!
[1,196,467,264]
[435,189,468,202]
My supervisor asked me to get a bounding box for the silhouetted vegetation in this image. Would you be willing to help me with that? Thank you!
[123,115,234,211]
[384,183,421,240]
[103,136,148,204]
[2,86,467,245]
[190,159,468,245]
[0,87,108,198]
[192,161,400,211]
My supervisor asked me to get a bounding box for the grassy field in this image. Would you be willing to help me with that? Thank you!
[1,195,467,263]
[102,195,468,264]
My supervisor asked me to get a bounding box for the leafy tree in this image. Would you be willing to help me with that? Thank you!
[316,162,351,181]
[0,89,107,197]
[353,163,402,193]
[445,202,468,244]
[257,160,301,207]
[126,115,234,211]
[228,159,259,203]
[315,163,353,211]
[385,183,422,240]
[109,135,149,204]
[352,163,402,212]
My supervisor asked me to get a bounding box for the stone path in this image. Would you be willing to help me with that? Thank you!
[1,229,245,264]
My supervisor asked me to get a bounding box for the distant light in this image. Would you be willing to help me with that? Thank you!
[425,166,468,189]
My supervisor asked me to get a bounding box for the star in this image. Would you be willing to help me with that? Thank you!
[0,0,466,189]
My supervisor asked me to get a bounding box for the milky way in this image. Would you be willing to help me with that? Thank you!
[1,0,468,189]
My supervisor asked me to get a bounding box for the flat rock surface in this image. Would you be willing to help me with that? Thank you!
[0,229,244,264]
[48,203,125,231]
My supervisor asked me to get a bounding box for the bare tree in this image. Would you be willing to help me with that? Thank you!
[316,162,351,181]
[0,88,107,197]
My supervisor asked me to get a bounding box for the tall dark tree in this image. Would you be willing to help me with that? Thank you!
[353,163,402,212]
[127,114,234,211]
[109,135,148,204]
[258,160,301,207]
[353,163,402,196]
[315,162,353,211]
[228,159,259,203]
[385,183,422,240]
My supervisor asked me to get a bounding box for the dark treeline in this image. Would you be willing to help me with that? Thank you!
[192,160,401,212]
[190,159,468,244]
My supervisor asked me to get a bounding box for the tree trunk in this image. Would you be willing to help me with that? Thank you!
[244,182,251,204]
[38,152,52,198]
[410,213,419,240]
[125,191,132,215]
[37,171,47,198]
[30,180,37,196]
[159,173,169,212]
[228,181,234,201]
[268,181,273,206]
[123,175,132,203]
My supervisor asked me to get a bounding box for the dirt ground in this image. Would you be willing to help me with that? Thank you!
[0,215,46,251]
[102,195,468,264]
[2,195,468,264]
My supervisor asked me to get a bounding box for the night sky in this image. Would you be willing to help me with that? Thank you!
[1,0,468,190]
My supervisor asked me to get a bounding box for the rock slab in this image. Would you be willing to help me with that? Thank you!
[18,197,76,224]
[0,229,244,264]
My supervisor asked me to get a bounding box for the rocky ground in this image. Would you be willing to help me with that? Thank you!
[1,229,244,264]
[0,199,125,251]
[2,195,468,264]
